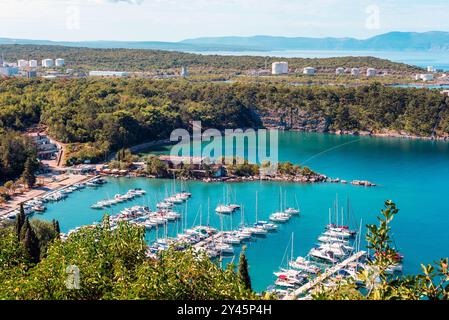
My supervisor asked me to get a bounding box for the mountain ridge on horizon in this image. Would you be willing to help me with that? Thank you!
[1,31,449,52]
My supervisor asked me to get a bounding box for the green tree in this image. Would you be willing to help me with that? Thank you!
[238,246,252,292]
[20,218,40,264]
[145,155,168,177]
[313,201,449,300]
[21,158,37,188]
[15,204,26,241]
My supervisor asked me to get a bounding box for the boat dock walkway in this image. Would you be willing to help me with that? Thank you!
[283,250,367,300]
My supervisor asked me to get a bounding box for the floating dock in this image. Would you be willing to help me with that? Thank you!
[283,250,367,300]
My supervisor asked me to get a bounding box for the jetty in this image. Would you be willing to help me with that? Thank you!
[283,250,367,300]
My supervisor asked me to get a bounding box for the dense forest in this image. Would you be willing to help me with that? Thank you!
[0,131,37,184]
[1,78,448,165]
[0,44,422,73]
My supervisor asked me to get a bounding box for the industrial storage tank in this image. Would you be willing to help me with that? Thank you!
[29,60,38,68]
[366,68,376,77]
[17,59,29,68]
[335,67,345,75]
[55,58,65,67]
[351,68,360,76]
[272,62,289,75]
[42,59,54,68]
[303,67,316,75]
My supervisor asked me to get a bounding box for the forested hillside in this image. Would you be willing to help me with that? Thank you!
[1,78,448,165]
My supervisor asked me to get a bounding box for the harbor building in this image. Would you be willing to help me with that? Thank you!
[303,67,316,75]
[55,58,65,67]
[42,59,54,68]
[28,133,59,160]
[351,68,360,76]
[366,68,376,77]
[335,67,345,75]
[272,62,289,75]
[89,70,129,77]
[29,60,38,68]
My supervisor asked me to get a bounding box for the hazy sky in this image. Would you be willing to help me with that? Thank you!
[1,0,448,41]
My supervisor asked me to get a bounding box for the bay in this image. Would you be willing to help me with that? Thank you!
[34,132,449,292]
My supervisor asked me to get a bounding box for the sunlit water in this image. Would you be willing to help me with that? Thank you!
[187,49,449,70]
[34,132,449,292]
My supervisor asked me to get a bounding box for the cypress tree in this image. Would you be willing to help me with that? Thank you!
[20,218,40,263]
[238,246,252,291]
[15,203,26,241]
[21,158,36,188]
[23,225,40,263]
[54,220,61,236]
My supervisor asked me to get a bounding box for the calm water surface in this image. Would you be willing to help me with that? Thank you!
[35,132,449,292]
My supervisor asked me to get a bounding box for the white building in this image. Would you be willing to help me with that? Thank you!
[55,58,65,67]
[366,68,377,77]
[303,67,316,75]
[29,60,38,68]
[89,71,129,77]
[427,66,435,73]
[42,59,54,68]
[272,62,289,75]
[17,59,28,68]
[351,68,360,76]
[335,67,345,75]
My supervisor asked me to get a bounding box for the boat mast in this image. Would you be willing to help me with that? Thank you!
[207,197,210,226]
[255,191,258,223]
[341,207,344,227]
[335,194,339,226]
[291,232,294,264]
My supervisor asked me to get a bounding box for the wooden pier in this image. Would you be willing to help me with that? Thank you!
[283,250,367,300]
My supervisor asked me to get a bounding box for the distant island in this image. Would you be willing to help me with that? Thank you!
[1,31,449,52]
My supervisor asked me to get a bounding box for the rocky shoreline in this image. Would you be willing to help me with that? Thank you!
[104,171,377,187]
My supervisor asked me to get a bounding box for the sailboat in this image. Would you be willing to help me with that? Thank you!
[270,188,291,223]
[274,233,307,288]
[253,191,277,231]
[284,193,301,215]
[215,185,239,214]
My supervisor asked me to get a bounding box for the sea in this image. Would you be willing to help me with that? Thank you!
[34,132,449,292]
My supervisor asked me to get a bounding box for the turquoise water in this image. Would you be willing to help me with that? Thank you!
[34,132,449,292]
[189,50,449,70]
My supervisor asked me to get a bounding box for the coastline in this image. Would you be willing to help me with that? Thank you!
[269,127,449,141]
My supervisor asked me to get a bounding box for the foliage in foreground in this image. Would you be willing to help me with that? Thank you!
[0,216,256,300]
[1,201,448,300]
[313,201,449,300]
